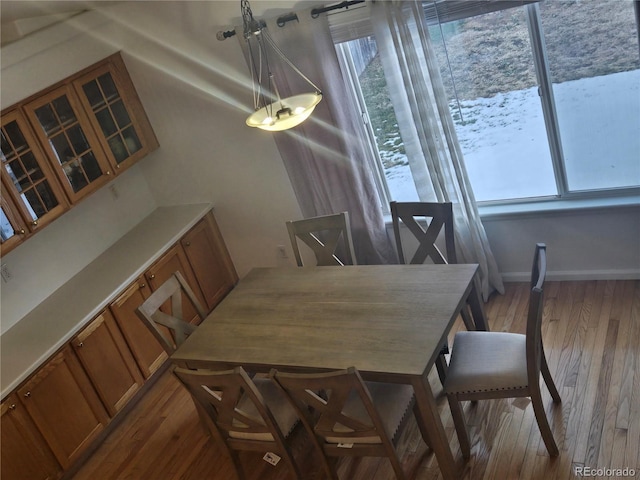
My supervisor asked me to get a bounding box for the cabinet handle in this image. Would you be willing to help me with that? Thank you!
[106,171,111,175]
[16,229,25,235]
[32,220,38,227]
[23,392,31,398]
[184,241,191,247]
[9,404,16,410]
[149,274,155,279]
[78,342,84,348]
[139,283,146,289]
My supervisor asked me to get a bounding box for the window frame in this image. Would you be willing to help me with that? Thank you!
[331,0,640,211]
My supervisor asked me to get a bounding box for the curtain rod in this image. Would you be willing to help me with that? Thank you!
[217,0,365,40]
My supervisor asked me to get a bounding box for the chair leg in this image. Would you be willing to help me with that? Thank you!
[385,445,406,480]
[435,353,448,385]
[460,304,475,331]
[530,388,559,456]
[229,450,247,480]
[541,349,561,403]
[446,394,470,460]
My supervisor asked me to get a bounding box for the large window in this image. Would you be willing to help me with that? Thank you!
[335,0,640,205]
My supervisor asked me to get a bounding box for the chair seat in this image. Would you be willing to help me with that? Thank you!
[444,331,528,394]
[325,382,414,444]
[230,378,299,441]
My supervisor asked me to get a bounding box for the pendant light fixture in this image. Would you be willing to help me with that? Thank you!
[241,0,323,131]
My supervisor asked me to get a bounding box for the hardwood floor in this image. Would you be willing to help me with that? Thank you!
[71,280,640,480]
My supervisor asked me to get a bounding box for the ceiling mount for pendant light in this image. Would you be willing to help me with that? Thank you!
[241,0,322,131]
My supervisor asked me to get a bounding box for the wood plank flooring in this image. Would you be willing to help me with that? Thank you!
[71,280,640,480]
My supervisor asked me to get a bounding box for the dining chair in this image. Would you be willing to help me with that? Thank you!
[390,201,475,383]
[286,211,356,266]
[444,243,561,459]
[271,366,426,480]
[174,366,302,480]
[135,271,206,355]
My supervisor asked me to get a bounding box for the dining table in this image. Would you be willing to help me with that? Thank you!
[171,264,487,480]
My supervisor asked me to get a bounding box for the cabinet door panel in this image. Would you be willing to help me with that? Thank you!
[1,394,62,480]
[1,186,28,254]
[181,214,238,311]
[73,53,158,174]
[24,86,113,203]
[110,279,167,378]
[17,346,109,470]
[145,244,207,324]
[72,309,144,417]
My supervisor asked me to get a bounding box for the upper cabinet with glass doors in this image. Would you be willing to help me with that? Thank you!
[73,54,158,176]
[22,53,158,204]
[1,52,159,255]
[1,110,69,254]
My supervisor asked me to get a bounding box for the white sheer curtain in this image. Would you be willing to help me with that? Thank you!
[238,8,396,265]
[370,0,504,300]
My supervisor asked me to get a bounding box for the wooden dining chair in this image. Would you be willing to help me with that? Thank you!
[390,201,475,383]
[271,367,427,480]
[286,212,356,266]
[174,366,302,480]
[444,243,561,459]
[135,271,206,355]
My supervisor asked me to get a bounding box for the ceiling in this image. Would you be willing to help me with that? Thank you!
[0,1,118,45]
[0,1,308,46]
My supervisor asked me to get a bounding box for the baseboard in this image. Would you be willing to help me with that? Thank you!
[500,269,640,283]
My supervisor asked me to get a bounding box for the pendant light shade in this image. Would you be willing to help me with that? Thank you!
[241,0,322,131]
[245,92,323,131]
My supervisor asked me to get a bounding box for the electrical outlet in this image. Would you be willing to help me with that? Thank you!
[1,263,12,283]
[109,184,119,200]
[277,245,288,259]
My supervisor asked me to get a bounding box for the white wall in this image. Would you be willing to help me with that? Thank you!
[0,2,304,332]
[1,1,638,333]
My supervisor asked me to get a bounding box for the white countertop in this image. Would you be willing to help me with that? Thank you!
[1,203,212,399]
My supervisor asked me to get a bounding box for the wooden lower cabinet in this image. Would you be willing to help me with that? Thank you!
[1,209,238,479]
[109,278,167,379]
[17,346,109,470]
[72,309,144,417]
[181,213,238,311]
[1,394,62,480]
[145,243,207,324]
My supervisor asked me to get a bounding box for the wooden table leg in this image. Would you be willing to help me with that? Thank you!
[411,374,459,480]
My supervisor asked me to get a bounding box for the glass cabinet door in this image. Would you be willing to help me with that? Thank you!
[1,110,68,244]
[1,190,27,253]
[74,55,158,174]
[24,86,113,203]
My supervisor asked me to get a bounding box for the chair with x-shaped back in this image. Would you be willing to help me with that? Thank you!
[136,271,206,355]
[286,211,356,266]
[271,367,428,480]
[174,366,302,480]
[390,201,477,383]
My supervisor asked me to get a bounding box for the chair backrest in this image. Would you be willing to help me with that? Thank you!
[271,366,416,479]
[136,271,206,354]
[173,366,299,479]
[390,201,457,265]
[286,211,356,266]
[526,243,547,384]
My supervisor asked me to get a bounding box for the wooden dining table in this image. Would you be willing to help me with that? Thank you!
[171,264,487,480]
